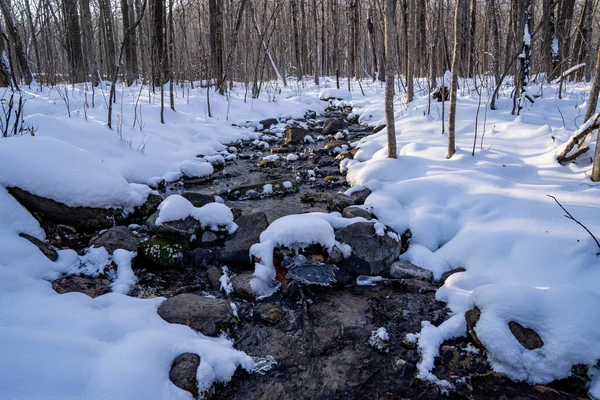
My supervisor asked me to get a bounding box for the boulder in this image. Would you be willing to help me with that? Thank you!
[206,266,223,289]
[231,272,254,298]
[334,222,402,276]
[52,275,112,298]
[287,263,352,288]
[169,353,200,398]
[508,321,544,350]
[341,206,372,220]
[91,226,137,254]
[254,303,283,325]
[130,193,163,220]
[284,127,312,144]
[157,294,234,336]
[19,232,58,261]
[389,261,433,282]
[327,192,356,212]
[217,212,268,265]
[146,211,201,237]
[350,187,372,205]
[137,238,189,269]
[7,186,123,232]
[259,118,279,130]
[321,118,347,135]
[201,231,218,245]
[181,192,215,207]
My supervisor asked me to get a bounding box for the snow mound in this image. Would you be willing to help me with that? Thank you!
[319,88,353,101]
[180,159,214,179]
[156,195,237,234]
[0,136,149,210]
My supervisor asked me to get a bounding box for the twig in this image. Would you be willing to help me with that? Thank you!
[547,195,600,253]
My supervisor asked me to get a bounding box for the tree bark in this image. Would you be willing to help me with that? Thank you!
[448,0,461,159]
[99,0,117,78]
[384,0,396,159]
[209,0,224,87]
[79,0,100,85]
[0,0,33,85]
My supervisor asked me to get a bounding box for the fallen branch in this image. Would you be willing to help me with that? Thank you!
[557,113,600,164]
[556,63,586,83]
[547,195,600,254]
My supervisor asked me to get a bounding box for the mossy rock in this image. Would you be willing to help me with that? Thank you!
[324,176,339,183]
[227,180,298,201]
[257,158,280,168]
[137,238,190,269]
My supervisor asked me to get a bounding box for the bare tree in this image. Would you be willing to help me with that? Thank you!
[0,0,33,85]
[448,0,462,159]
[384,0,396,159]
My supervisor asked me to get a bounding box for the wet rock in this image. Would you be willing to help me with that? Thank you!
[270,147,290,154]
[131,193,163,220]
[389,261,433,282]
[19,232,58,261]
[341,206,372,220]
[441,267,467,283]
[218,212,268,265]
[287,263,341,287]
[334,222,402,276]
[181,192,215,207]
[206,266,223,289]
[52,275,111,298]
[321,118,347,136]
[7,186,124,232]
[508,321,544,350]
[284,127,312,144]
[157,294,234,336]
[259,118,279,130]
[466,307,484,348]
[231,272,254,298]
[304,110,317,119]
[257,158,279,168]
[254,303,283,326]
[201,231,218,245]
[91,226,137,254]
[327,192,355,212]
[226,180,297,201]
[146,211,201,237]
[137,238,189,269]
[169,353,200,398]
[324,176,338,183]
[350,187,372,205]
[187,248,218,268]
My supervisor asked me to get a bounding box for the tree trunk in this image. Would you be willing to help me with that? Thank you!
[0,0,33,85]
[406,0,414,103]
[220,0,247,94]
[350,0,359,80]
[121,0,135,85]
[312,0,319,85]
[448,0,461,159]
[209,0,224,87]
[384,0,396,159]
[540,0,555,77]
[79,0,100,85]
[99,0,117,78]
[0,24,11,87]
[367,7,378,81]
[290,0,302,80]
[150,0,165,86]
[466,0,476,78]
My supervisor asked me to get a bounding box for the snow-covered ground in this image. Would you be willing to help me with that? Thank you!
[1,75,600,398]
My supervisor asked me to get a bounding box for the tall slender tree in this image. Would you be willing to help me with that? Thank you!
[384,0,396,159]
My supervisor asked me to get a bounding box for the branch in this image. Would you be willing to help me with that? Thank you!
[547,195,600,253]
[557,113,600,164]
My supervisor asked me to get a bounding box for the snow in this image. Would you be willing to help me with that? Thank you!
[356,275,384,286]
[180,159,214,178]
[111,249,138,294]
[156,194,237,234]
[286,153,299,162]
[319,88,353,101]
[0,136,150,210]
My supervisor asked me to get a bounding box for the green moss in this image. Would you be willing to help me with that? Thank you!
[138,238,190,268]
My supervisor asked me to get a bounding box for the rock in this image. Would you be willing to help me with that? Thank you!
[181,192,215,207]
[7,186,124,232]
[304,110,317,119]
[201,231,218,245]
[287,263,341,287]
[260,118,279,130]
[466,307,484,349]
[91,226,137,254]
[284,127,312,144]
[186,248,218,268]
[327,192,355,212]
[157,294,234,336]
[131,193,163,220]
[342,206,372,220]
[52,275,112,298]
[146,211,201,237]
[217,212,268,265]
[231,272,254,298]
[137,238,189,269]
[324,176,338,183]
[440,267,466,283]
[169,353,200,398]
[257,158,279,168]
[254,303,283,325]
[373,124,386,133]
[321,118,347,135]
[334,222,402,276]
[226,180,298,201]
[508,321,544,350]
[350,187,372,205]
[270,147,290,154]
[19,232,58,261]
[389,261,433,282]
[206,266,223,289]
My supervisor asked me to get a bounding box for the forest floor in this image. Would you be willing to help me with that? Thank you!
[0,77,599,399]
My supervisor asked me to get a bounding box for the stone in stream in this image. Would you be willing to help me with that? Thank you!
[321,118,348,136]
[465,307,484,349]
[389,261,433,282]
[342,206,372,220]
[259,118,279,130]
[349,187,372,205]
[335,222,402,276]
[91,226,137,254]
[217,212,268,265]
[169,353,201,398]
[157,294,234,336]
[180,192,215,207]
[19,232,58,261]
[284,127,313,144]
[226,180,298,201]
[508,321,544,350]
[52,275,112,298]
[231,271,254,298]
[287,263,352,288]
[146,211,202,237]
[327,192,356,212]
